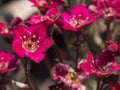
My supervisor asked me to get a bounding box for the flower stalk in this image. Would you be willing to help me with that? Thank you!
[24,59,34,90]
[1,74,6,90]
[53,42,63,63]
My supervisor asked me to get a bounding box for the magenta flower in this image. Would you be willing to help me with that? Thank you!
[0,22,12,37]
[89,0,120,20]
[51,63,86,90]
[12,24,52,63]
[0,17,22,37]
[29,0,64,10]
[25,7,59,25]
[61,5,98,32]
[0,52,17,74]
[80,51,120,77]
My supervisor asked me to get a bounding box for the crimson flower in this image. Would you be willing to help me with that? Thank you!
[12,24,52,63]
[61,4,98,32]
[25,7,59,25]
[0,22,12,37]
[0,17,22,37]
[0,52,17,74]
[29,0,64,10]
[80,51,120,77]
[51,63,87,90]
[89,0,120,20]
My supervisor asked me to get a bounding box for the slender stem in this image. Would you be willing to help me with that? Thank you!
[74,32,81,69]
[96,78,101,90]
[1,74,6,90]
[53,41,63,63]
[75,46,79,69]
[67,0,71,9]
[24,59,34,90]
[105,20,112,40]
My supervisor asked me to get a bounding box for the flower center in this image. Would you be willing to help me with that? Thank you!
[65,72,80,85]
[102,7,116,18]
[40,14,55,22]
[69,15,89,28]
[21,35,40,53]
[38,0,48,7]
[0,62,8,70]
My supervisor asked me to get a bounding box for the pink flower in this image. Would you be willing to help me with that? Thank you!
[25,8,59,25]
[80,51,120,76]
[0,17,22,37]
[12,24,52,63]
[61,5,98,32]
[28,0,64,10]
[89,0,120,21]
[0,22,12,37]
[0,52,17,74]
[51,63,86,90]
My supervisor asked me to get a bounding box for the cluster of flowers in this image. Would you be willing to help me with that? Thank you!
[0,0,120,90]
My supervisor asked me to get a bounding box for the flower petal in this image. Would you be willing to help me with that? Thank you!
[26,52,45,63]
[12,39,25,57]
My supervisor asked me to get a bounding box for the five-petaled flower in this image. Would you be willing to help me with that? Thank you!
[61,5,98,32]
[25,7,59,25]
[0,52,17,74]
[51,63,87,90]
[89,0,120,21]
[80,51,120,77]
[29,0,64,10]
[0,22,12,37]
[12,24,52,63]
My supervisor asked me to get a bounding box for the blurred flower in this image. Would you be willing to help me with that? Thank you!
[80,51,120,77]
[0,22,12,37]
[89,0,120,21]
[110,83,120,90]
[0,17,22,37]
[61,4,98,32]
[29,0,64,10]
[25,7,59,25]
[0,52,17,74]
[12,24,52,63]
[51,63,87,90]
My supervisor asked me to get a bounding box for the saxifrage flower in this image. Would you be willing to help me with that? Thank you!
[80,51,120,77]
[0,51,17,74]
[12,24,52,63]
[25,7,59,25]
[89,0,120,20]
[29,0,64,10]
[0,22,12,37]
[51,63,87,90]
[61,4,98,32]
